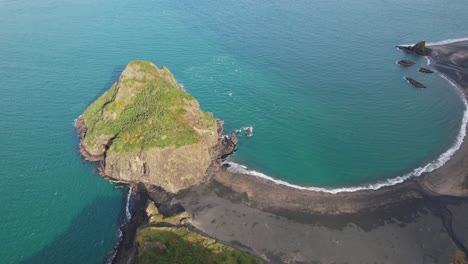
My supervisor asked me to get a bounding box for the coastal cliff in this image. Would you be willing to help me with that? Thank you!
[77,60,235,193]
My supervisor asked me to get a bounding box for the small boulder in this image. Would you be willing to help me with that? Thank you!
[398,60,415,67]
[245,127,252,137]
[405,77,427,89]
[419,68,434,73]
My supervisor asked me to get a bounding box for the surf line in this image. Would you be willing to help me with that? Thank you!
[397,37,468,47]
[223,44,468,194]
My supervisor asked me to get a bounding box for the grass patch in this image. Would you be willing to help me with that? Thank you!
[134,227,262,264]
[82,61,216,153]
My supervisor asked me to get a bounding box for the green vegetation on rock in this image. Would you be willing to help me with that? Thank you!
[413,41,431,54]
[133,227,262,264]
[133,201,261,264]
[82,60,216,154]
[146,201,190,225]
[80,60,220,193]
[451,250,468,264]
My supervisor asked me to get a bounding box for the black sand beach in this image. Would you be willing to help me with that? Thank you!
[174,184,468,263]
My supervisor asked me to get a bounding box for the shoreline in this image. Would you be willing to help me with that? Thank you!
[220,39,468,194]
[414,40,468,197]
[78,39,468,262]
[203,39,468,215]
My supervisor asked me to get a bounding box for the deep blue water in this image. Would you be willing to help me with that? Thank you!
[1,0,468,262]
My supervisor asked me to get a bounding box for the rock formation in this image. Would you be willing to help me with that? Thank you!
[245,127,252,137]
[405,77,427,89]
[419,68,434,73]
[396,41,432,56]
[77,61,237,193]
[398,60,415,67]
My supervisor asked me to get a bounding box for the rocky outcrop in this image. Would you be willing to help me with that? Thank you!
[398,60,415,67]
[245,127,252,137]
[396,41,432,56]
[405,77,427,89]
[213,120,238,160]
[419,68,434,73]
[78,61,237,193]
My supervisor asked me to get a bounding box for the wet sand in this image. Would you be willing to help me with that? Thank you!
[175,184,468,263]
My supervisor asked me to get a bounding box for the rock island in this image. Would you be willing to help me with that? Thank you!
[77,60,236,193]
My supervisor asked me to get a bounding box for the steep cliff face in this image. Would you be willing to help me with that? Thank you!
[78,60,228,193]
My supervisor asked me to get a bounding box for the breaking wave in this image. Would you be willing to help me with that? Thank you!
[124,186,134,222]
[106,186,134,264]
[224,45,468,194]
[398,37,468,47]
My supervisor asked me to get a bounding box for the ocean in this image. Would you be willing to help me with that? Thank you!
[1,0,468,262]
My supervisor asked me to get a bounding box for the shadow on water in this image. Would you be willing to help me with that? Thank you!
[20,194,126,264]
[84,65,126,108]
[104,65,126,90]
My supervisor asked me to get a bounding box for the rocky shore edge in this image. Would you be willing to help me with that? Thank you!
[203,40,468,218]
[77,118,258,263]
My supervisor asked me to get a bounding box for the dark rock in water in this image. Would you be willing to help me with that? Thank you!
[222,163,231,168]
[405,77,427,89]
[398,60,415,67]
[419,68,434,73]
[245,127,252,137]
[219,134,238,158]
[215,121,238,159]
[396,41,432,56]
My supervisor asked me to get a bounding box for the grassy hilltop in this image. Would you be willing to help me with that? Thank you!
[82,60,216,154]
[134,227,261,264]
[79,60,220,193]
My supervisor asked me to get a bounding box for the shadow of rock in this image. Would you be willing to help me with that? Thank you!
[85,65,126,108]
[20,194,125,264]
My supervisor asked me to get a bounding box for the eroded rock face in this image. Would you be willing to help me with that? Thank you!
[78,61,237,193]
[213,120,238,160]
[102,142,216,193]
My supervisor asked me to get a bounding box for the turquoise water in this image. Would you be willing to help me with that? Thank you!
[1,0,468,262]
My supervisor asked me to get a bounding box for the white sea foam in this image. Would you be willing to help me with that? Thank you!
[73,115,81,127]
[398,37,468,47]
[243,126,253,136]
[224,53,468,193]
[125,186,133,221]
[107,187,135,264]
[105,229,122,264]
[426,37,468,46]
